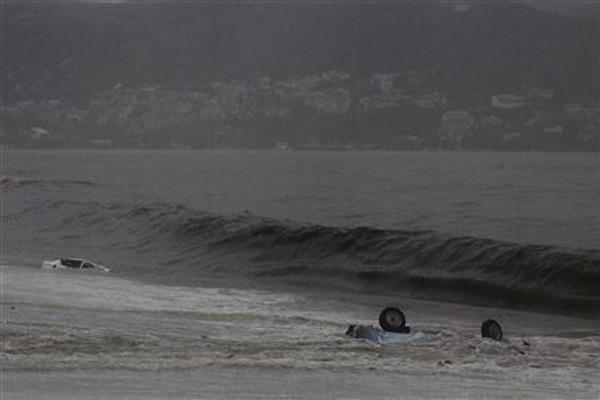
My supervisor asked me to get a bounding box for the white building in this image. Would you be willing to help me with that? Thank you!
[438,110,475,149]
[274,142,291,151]
[526,88,555,102]
[543,125,564,135]
[491,94,526,109]
[29,127,50,140]
[372,73,402,94]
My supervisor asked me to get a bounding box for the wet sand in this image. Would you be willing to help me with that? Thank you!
[2,265,599,399]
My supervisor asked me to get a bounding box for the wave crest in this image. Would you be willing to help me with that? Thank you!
[26,200,600,315]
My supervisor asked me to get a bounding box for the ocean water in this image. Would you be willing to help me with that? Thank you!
[3,150,599,314]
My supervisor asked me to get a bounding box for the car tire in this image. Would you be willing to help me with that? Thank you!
[379,307,406,332]
[481,319,503,341]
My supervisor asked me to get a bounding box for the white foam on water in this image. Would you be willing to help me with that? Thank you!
[3,266,599,398]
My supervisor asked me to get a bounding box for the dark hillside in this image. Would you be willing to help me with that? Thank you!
[2,2,597,104]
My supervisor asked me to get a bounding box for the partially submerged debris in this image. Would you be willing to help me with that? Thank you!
[346,324,425,345]
[347,307,507,345]
[41,258,110,272]
[378,307,410,333]
[347,307,423,345]
[481,319,503,341]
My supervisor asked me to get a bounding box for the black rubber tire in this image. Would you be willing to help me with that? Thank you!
[396,325,411,334]
[379,307,406,332]
[481,319,503,341]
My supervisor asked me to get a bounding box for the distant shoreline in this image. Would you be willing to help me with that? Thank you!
[4,147,600,154]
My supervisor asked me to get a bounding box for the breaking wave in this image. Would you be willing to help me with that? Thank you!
[24,200,600,315]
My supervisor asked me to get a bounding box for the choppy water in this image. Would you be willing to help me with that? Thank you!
[3,150,599,314]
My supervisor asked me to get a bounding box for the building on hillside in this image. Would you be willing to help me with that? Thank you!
[437,110,475,149]
[274,142,292,151]
[29,127,50,140]
[371,73,402,94]
[542,125,564,135]
[564,103,584,114]
[526,88,555,103]
[415,92,447,109]
[491,94,526,109]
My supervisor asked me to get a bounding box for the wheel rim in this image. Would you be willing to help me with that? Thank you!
[385,310,403,327]
[489,324,500,339]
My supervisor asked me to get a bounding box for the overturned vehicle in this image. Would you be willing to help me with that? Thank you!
[41,258,111,272]
[346,307,504,345]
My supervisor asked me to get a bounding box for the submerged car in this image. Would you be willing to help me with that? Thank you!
[345,307,504,345]
[41,258,110,272]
